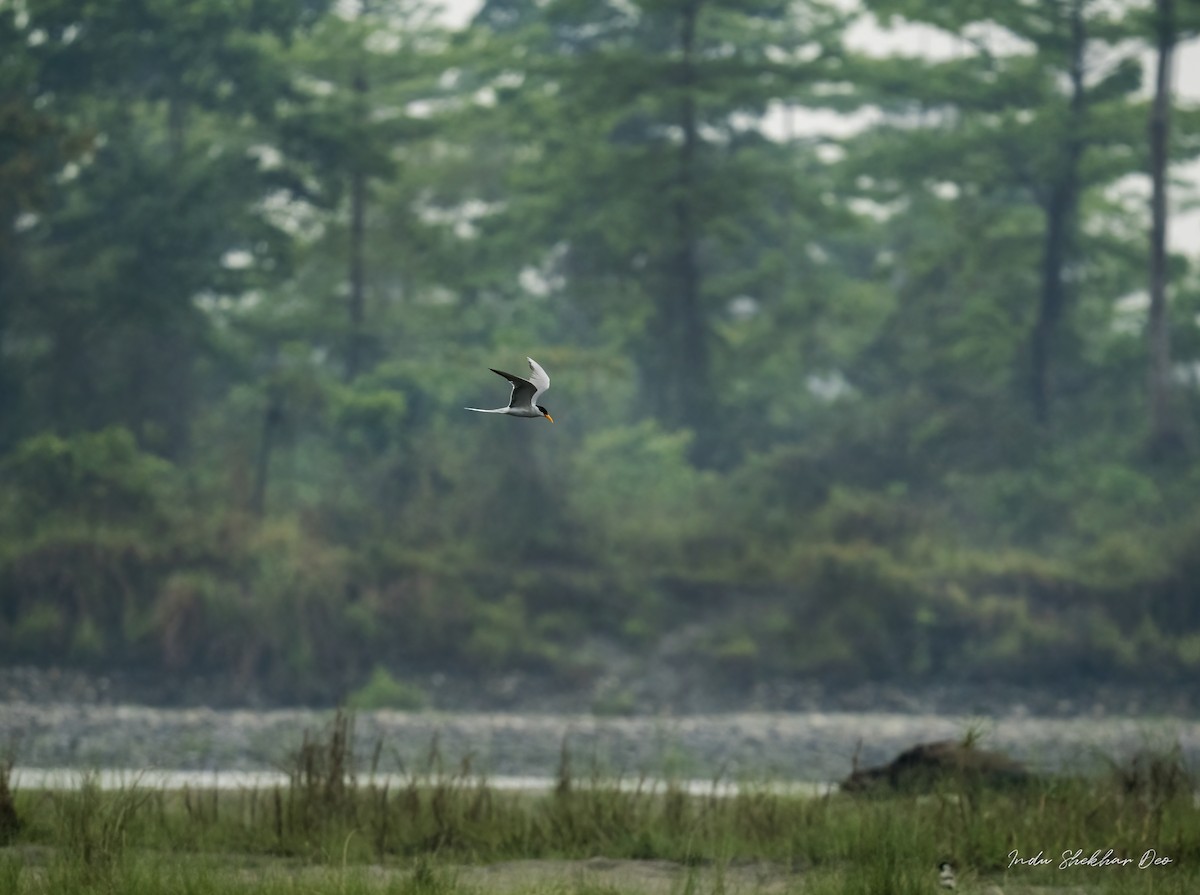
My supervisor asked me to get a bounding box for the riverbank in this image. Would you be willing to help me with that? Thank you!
[3,749,1197,895]
[3,700,1198,781]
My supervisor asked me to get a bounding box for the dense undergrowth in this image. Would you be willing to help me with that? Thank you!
[2,427,1200,706]
[0,714,1197,894]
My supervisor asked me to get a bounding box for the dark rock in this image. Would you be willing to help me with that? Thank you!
[841,739,1034,794]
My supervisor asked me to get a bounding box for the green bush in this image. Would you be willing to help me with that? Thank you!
[0,428,176,535]
[69,617,106,662]
[347,666,427,710]
[566,422,717,569]
[9,605,65,658]
[463,593,562,672]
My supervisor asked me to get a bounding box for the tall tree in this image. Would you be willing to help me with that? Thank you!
[852,0,1149,430]
[0,8,90,447]
[470,0,851,462]
[1146,0,1180,454]
[270,0,444,381]
[5,0,330,453]
[1029,0,1087,425]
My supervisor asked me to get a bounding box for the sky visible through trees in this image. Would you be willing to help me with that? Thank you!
[444,0,1200,252]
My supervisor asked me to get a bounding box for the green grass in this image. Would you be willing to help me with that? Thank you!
[1,716,1197,894]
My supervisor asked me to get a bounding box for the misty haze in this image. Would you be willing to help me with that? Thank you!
[2,0,1200,891]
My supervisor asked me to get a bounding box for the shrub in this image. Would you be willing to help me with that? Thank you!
[348,666,428,711]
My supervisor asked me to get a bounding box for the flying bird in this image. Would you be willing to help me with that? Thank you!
[466,357,554,422]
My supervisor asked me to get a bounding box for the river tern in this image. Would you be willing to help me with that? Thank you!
[466,357,554,422]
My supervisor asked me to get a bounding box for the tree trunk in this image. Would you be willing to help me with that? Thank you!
[346,70,368,382]
[347,163,366,381]
[1147,0,1179,454]
[1032,183,1074,425]
[1029,0,1086,426]
[668,0,713,461]
[251,393,283,517]
[0,257,12,448]
[167,91,187,162]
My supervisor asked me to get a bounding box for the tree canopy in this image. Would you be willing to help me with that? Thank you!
[2,0,1199,708]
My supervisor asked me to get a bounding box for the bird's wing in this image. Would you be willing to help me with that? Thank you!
[490,368,537,409]
[525,357,550,400]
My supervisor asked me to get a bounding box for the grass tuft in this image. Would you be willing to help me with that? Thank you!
[0,754,20,845]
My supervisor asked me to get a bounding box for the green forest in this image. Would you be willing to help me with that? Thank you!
[3,0,1200,708]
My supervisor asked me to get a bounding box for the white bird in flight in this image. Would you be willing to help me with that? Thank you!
[466,357,554,422]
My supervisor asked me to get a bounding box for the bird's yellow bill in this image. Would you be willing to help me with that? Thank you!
[544,414,554,423]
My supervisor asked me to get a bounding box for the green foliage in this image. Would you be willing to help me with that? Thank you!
[9,605,65,658]
[49,775,151,881]
[0,428,175,532]
[464,592,563,672]
[329,384,408,455]
[1,0,1199,702]
[0,757,19,846]
[68,617,105,662]
[348,666,428,711]
[567,422,716,566]
[0,429,179,666]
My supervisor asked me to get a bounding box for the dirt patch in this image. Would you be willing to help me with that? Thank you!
[0,848,1107,894]
[459,857,797,893]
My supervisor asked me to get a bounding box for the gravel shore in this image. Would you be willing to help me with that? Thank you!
[3,665,1197,781]
[4,700,1197,782]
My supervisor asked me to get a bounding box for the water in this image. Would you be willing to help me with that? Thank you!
[9,767,832,797]
[3,703,1197,784]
